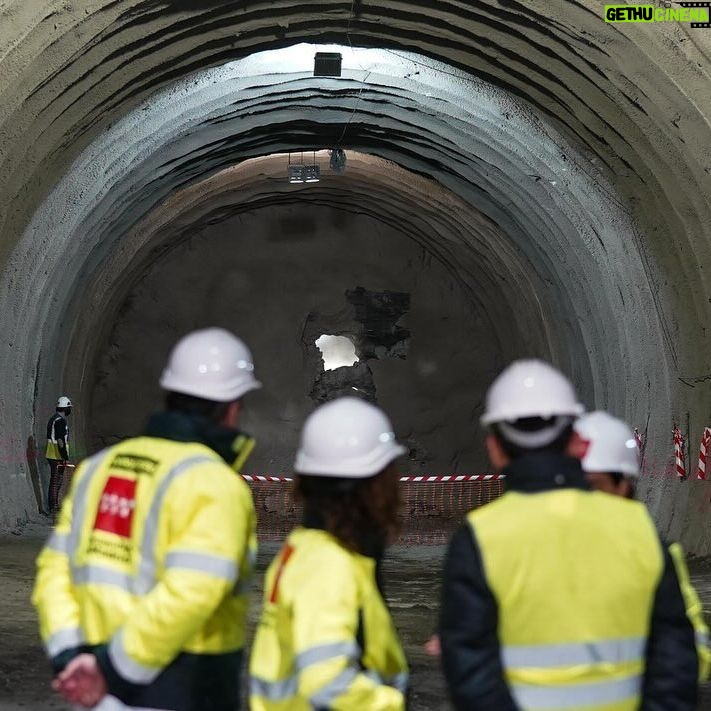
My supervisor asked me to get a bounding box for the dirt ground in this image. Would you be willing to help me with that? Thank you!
[1,528,710,710]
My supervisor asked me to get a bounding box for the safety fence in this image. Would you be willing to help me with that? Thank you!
[243,474,506,544]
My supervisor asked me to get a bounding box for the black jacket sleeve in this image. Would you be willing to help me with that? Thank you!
[640,542,698,710]
[440,524,519,711]
[54,416,69,460]
[94,644,143,702]
[51,645,88,674]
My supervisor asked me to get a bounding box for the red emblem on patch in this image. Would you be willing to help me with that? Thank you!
[93,476,137,538]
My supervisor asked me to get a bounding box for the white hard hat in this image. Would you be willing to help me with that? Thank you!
[294,397,407,478]
[481,359,584,426]
[159,327,261,402]
[57,396,72,408]
[574,411,640,477]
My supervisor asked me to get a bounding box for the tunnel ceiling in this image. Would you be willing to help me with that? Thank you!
[0,2,710,540]
[13,45,663,432]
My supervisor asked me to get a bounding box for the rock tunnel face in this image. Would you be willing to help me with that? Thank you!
[0,3,710,550]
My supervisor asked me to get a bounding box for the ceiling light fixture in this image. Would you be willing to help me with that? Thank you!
[288,151,320,184]
[314,52,342,77]
[288,165,304,183]
[303,164,320,183]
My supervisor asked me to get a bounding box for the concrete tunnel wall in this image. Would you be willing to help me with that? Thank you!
[8,48,663,514]
[0,2,709,551]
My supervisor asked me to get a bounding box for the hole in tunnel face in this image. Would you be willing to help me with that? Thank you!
[315,334,359,370]
[307,288,410,404]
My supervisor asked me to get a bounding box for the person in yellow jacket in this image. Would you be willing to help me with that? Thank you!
[573,410,711,682]
[440,360,698,711]
[33,327,261,711]
[250,396,409,711]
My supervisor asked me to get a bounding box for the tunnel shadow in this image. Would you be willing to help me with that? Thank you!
[26,435,46,515]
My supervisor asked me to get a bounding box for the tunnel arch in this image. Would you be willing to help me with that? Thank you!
[3,44,669,512]
[0,4,709,550]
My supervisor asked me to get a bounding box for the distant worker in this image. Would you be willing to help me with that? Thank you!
[575,410,711,682]
[440,360,698,710]
[33,327,261,711]
[250,397,409,710]
[46,395,72,515]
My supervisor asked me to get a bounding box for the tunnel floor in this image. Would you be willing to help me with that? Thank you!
[2,532,710,710]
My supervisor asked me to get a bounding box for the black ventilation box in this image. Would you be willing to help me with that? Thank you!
[314,52,343,77]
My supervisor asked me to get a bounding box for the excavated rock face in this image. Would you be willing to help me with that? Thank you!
[88,181,505,476]
[0,3,709,549]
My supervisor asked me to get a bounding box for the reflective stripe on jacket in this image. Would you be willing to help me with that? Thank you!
[249,527,408,711]
[466,490,669,710]
[33,436,257,695]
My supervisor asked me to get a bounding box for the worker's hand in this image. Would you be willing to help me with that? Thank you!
[52,653,107,708]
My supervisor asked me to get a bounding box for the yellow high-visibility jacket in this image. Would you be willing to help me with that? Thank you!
[33,435,256,704]
[250,527,408,711]
[440,453,698,711]
[472,491,661,710]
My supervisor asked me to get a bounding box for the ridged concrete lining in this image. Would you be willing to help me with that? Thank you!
[26,48,654,402]
[0,4,709,549]
[0,45,667,519]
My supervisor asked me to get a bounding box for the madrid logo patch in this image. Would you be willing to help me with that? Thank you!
[93,476,137,538]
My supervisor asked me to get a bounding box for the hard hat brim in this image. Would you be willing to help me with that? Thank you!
[294,442,406,479]
[159,372,262,402]
[480,402,585,427]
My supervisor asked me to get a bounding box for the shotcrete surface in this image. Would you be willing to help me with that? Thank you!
[2,533,711,710]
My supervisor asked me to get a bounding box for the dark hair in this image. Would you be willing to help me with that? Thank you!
[492,417,573,460]
[611,472,636,499]
[165,391,229,422]
[57,407,71,415]
[296,464,401,555]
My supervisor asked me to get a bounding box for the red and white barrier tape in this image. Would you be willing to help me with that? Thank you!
[397,474,504,482]
[697,427,711,481]
[241,475,294,482]
[240,474,505,483]
[673,426,686,479]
